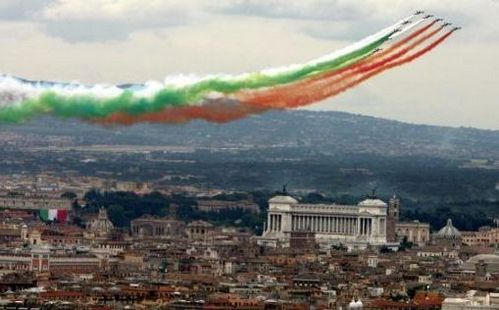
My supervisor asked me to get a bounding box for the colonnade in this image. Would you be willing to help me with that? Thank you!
[267,213,377,236]
[291,215,360,234]
[268,214,282,231]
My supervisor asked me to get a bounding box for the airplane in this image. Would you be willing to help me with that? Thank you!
[424,14,434,19]
[442,22,452,27]
[414,10,424,15]
[435,18,443,22]
[371,48,383,54]
[401,20,412,25]
[453,26,462,31]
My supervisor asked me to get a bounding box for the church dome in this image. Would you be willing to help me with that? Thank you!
[269,195,298,204]
[358,199,387,208]
[435,219,461,239]
[90,208,114,234]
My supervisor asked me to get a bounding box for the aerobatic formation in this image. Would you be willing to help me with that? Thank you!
[0,12,459,125]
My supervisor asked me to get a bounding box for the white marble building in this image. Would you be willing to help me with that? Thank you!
[258,195,389,249]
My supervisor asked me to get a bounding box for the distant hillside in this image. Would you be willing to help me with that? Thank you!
[2,110,498,160]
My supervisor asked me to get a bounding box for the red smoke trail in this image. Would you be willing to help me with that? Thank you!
[238,24,444,108]
[93,100,272,125]
[244,30,454,110]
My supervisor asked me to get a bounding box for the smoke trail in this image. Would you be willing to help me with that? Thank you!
[237,22,444,108]
[242,30,454,110]
[93,21,452,125]
[0,15,456,125]
[0,24,403,123]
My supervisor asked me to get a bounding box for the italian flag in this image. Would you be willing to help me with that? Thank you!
[40,209,68,222]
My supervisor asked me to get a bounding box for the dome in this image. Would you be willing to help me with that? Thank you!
[435,219,461,239]
[358,199,387,207]
[90,208,114,234]
[269,195,298,204]
[461,253,499,272]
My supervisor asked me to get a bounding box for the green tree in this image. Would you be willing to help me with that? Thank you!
[107,204,126,227]
[61,191,77,200]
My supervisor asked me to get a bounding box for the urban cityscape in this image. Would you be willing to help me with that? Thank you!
[0,154,498,309]
[1,1,499,309]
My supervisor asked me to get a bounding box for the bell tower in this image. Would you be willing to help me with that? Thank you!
[388,195,400,221]
[386,195,400,242]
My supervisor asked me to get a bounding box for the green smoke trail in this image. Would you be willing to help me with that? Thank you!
[0,31,394,122]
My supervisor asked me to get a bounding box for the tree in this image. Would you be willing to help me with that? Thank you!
[61,191,77,200]
[107,205,126,227]
[399,236,413,251]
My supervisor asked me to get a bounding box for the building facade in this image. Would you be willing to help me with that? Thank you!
[258,195,388,249]
[0,195,71,211]
[131,215,185,238]
[461,227,499,247]
[395,221,430,247]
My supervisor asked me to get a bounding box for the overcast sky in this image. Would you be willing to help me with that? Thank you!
[0,0,498,129]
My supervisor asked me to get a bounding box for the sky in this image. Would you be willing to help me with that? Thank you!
[0,0,498,129]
